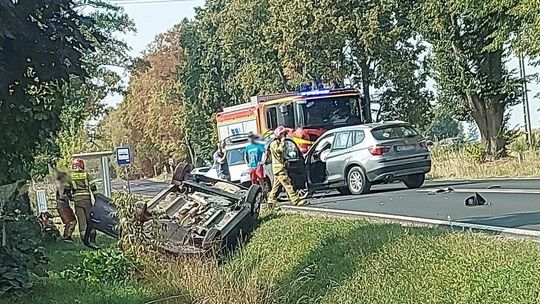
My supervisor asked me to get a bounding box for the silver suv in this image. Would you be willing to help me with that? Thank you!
[282,121,431,195]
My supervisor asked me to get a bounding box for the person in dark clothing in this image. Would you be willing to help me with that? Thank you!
[55,171,77,242]
[213,141,230,181]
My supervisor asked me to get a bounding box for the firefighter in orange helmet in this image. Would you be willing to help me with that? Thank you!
[68,158,97,248]
[266,126,307,208]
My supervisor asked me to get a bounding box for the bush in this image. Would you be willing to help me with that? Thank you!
[61,248,142,283]
[114,191,163,255]
[0,181,48,294]
[462,142,486,163]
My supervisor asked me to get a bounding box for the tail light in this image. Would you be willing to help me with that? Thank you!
[369,145,391,156]
[419,141,428,150]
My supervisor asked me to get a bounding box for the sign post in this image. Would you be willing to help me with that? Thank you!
[115,146,132,194]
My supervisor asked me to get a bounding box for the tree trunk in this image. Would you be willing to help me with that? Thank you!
[360,58,371,105]
[467,92,506,159]
[183,135,197,166]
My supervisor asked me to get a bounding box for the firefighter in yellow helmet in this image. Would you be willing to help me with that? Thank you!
[68,158,97,247]
[266,126,307,208]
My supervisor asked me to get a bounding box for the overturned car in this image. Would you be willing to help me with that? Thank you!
[88,163,262,254]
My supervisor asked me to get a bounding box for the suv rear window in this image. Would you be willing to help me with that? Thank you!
[371,125,419,140]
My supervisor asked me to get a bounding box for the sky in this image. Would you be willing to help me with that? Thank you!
[104,0,205,106]
[106,0,540,131]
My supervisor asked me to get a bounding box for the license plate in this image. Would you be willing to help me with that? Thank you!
[396,145,415,152]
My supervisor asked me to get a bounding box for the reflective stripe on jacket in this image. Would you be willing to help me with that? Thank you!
[70,171,95,199]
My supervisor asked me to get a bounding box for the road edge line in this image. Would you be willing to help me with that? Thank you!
[281,205,540,238]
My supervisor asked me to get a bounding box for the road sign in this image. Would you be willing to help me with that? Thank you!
[116,146,132,167]
[36,190,48,213]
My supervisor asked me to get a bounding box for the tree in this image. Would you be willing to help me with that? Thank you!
[414,0,521,158]
[97,26,186,176]
[426,108,463,141]
[0,0,99,184]
[52,0,135,171]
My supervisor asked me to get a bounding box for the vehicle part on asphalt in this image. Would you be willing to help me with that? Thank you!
[88,163,262,255]
[426,187,454,195]
[465,192,490,207]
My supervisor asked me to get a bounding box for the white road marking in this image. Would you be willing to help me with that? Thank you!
[282,205,540,238]
[418,188,540,195]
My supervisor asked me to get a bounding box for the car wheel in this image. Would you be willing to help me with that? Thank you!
[246,184,262,216]
[172,162,192,184]
[337,187,351,195]
[403,174,425,189]
[347,167,371,195]
[202,228,222,252]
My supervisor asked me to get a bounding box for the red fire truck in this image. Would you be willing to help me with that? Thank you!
[216,87,372,153]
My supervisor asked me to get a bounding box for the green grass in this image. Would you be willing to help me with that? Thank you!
[221,214,540,303]
[5,214,540,303]
[4,237,150,304]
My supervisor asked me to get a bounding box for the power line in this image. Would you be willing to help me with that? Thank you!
[108,0,199,5]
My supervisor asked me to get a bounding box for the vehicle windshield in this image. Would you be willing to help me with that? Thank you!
[226,147,246,166]
[299,96,362,129]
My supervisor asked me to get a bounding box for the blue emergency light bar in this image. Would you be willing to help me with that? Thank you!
[299,89,330,96]
[298,83,330,96]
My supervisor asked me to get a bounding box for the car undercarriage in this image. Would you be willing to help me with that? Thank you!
[89,163,262,254]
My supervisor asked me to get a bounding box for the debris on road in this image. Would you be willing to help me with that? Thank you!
[427,187,454,195]
[464,192,491,207]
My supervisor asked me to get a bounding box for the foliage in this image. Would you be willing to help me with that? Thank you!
[113,192,163,255]
[0,0,99,184]
[97,26,185,176]
[0,181,48,294]
[33,0,135,175]
[61,248,142,284]
[425,108,463,141]
[6,238,151,304]
[414,0,522,158]
[98,0,434,176]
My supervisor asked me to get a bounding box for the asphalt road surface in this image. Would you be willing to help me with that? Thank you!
[114,178,540,232]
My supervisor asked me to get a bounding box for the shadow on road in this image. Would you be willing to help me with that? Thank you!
[458,211,540,229]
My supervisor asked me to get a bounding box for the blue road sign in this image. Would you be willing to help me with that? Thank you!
[116,146,132,167]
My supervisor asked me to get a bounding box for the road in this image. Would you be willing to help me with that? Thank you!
[114,178,540,232]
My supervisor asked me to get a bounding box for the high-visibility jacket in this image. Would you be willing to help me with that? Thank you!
[269,140,287,175]
[69,171,96,202]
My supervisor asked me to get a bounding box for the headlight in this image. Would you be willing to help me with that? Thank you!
[241,170,250,177]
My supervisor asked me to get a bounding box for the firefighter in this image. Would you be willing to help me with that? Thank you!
[55,171,76,242]
[69,158,97,247]
[267,126,307,208]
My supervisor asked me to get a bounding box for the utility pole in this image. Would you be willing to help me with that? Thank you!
[518,53,534,147]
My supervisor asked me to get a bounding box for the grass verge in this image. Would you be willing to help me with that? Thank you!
[430,146,540,180]
[5,214,540,303]
[4,237,151,304]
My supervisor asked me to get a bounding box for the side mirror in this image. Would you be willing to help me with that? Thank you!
[465,193,488,207]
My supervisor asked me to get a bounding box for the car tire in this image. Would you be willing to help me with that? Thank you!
[337,187,351,195]
[172,162,192,184]
[202,228,221,252]
[246,184,262,217]
[403,174,425,189]
[346,166,371,195]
